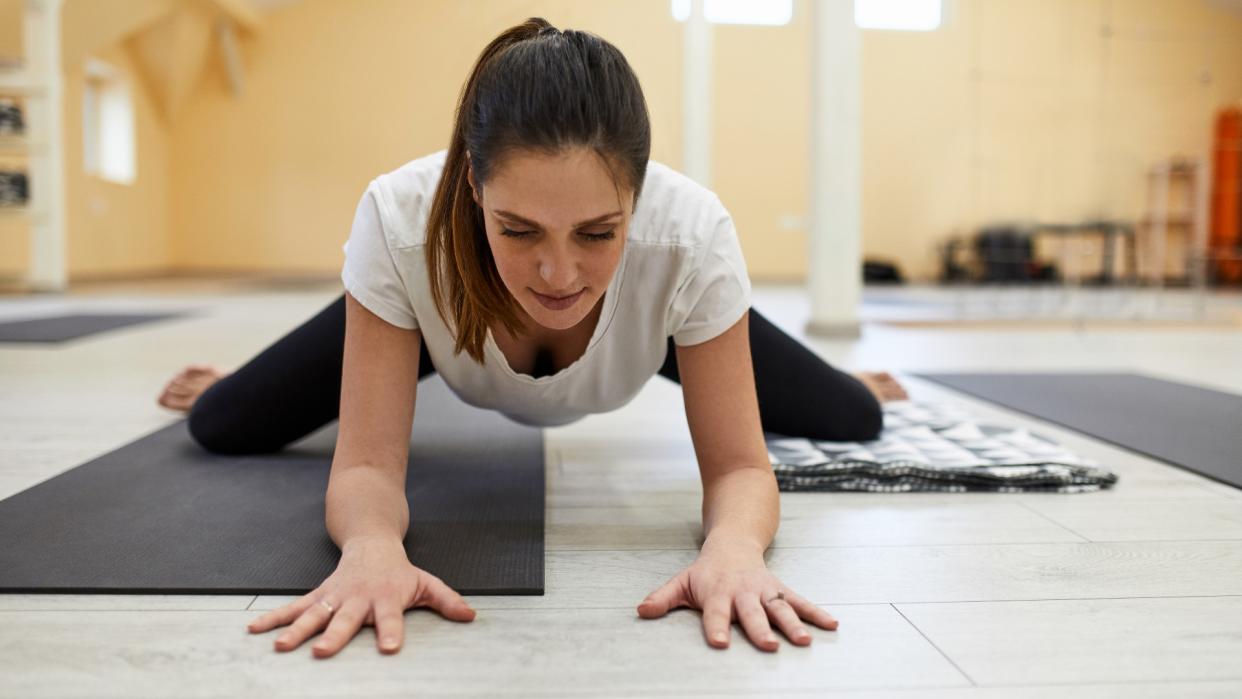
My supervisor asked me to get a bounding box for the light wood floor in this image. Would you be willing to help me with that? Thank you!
[2,282,1241,697]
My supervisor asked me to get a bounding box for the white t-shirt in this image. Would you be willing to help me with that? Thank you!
[340,149,752,427]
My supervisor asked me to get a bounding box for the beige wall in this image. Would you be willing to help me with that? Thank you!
[862,0,1242,280]
[0,0,21,62]
[63,40,173,277]
[169,0,683,273]
[6,0,1242,283]
[713,14,811,282]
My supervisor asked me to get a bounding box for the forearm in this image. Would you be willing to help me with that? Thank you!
[325,465,410,551]
[700,467,780,556]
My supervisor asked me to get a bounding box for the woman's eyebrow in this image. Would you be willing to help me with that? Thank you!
[494,209,622,229]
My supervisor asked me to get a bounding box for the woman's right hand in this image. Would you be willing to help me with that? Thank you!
[246,536,477,658]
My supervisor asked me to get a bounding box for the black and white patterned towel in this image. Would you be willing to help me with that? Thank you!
[765,401,1119,493]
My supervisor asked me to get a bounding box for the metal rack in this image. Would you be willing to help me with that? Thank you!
[1140,157,1210,289]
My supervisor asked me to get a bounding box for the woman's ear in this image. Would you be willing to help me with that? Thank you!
[466,157,481,204]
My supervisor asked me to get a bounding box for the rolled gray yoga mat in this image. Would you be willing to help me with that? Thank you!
[916,372,1242,491]
[0,375,545,595]
[0,311,196,343]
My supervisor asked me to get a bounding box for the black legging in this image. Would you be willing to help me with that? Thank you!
[188,293,882,455]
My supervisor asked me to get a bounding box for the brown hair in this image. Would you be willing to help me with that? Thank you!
[425,17,652,365]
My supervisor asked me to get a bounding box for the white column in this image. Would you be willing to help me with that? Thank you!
[682,0,712,187]
[26,0,67,292]
[805,0,862,338]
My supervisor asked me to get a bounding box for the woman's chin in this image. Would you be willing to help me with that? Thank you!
[527,299,588,330]
[531,310,581,331]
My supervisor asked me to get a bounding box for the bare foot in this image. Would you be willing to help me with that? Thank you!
[854,371,909,403]
[157,363,232,413]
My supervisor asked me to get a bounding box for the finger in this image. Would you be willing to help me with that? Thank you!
[782,589,839,630]
[274,599,334,652]
[414,574,476,622]
[701,595,733,649]
[765,597,812,646]
[248,592,316,633]
[372,598,406,654]
[737,594,779,652]
[637,576,687,618]
[311,597,369,659]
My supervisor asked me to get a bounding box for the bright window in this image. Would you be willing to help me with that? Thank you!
[670,0,794,26]
[854,0,942,31]
[82,58,136,185]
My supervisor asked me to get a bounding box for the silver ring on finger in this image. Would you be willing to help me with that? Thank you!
[763,590,786,606]
[319,599,336,614]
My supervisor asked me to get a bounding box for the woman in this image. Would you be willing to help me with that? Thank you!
[157,18,907,658]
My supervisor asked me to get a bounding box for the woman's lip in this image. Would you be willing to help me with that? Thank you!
[534,289,584,300]
[532,288,585,310]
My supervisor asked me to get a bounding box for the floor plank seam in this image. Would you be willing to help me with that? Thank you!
[453,686,979,698]
[0,607,268,612]
[1087,537,1242,543]
[11,592,1239,613]
[1014,500,1093,541]
[889,602,977,687]
[543,538,1242,553]
[887,593,1242,605]
[970,677,1242,689]
[1195,481,1242,497]
[547,686,978,697]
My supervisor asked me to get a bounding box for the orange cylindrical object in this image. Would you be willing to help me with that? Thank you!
[1210,106,1241,282]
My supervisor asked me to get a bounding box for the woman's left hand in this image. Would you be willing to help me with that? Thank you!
[635,542,839,651]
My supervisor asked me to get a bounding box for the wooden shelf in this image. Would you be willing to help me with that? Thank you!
[0,132,42,153]
[1140,157,1209,286]
[1139,215,1195,228]
[0,80,45,96]
[0,205,39,218]
[1147,168,1197,179]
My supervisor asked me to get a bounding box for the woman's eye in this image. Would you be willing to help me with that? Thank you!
[501,228,615,242]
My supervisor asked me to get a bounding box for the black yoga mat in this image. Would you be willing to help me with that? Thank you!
[916,372,1242,490]
[0,375,545,595]
[0,311,195,343]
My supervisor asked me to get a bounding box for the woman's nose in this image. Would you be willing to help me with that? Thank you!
[539,248,581,288]
[539,265,579,290]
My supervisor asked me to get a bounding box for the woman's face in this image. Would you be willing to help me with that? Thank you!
[469,146,632,334]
